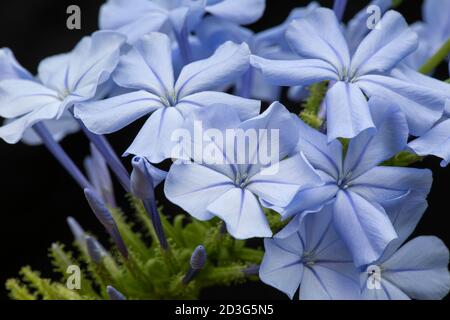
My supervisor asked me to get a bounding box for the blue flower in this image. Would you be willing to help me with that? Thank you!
[99,0,266,44]
[164,102,322,239]
[259,204,361,300]
[360,195,450,300]
[0,32,126,144]
[404,0,450,69]
[0,49,79,145]
[264,97,433,267]
[75,32,260,163]
[251,8,446,141]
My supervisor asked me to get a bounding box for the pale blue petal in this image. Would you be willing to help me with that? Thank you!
[343,97,408,178]
[361,278,410,300]
[349,166,433,203]
[349,11,418,77]
[295,117,343,179]
[383,236,450,300]
[237,102,300,173]
[356,74,445,136]
[113,32,174,95]
[175,41,250,98]
[74,90,164,134]
[286,8,350,73]
[66,31,126,99]
[177,91,260,120]
[333,191,397,267]
[164,162,234,221]
[0,102,60,144]
[260,237,304,299]
[250,55,338,87]
[207,188,272,239]
[301,264,361,300]
[380,194,428,260]
[325,81,375,142]
[408,119,450,167]
[346,0,392,53]
[0,48,33,81]
[0,79,59,118]
[124,107,185,163]
[37,53,71,93]
[19,111,79,146]
[205,0,265,25]
[391,65,450,116]
[99,0,168,43]
[247,153,322,208]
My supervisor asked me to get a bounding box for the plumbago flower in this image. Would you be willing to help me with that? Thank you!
[75,32,260,163]
[196,2,319,101]
[0,48,79,145]
[360,195,450,300]
[404,0,450,69]
[260,194,450,300]
[251,8,447,141]
[164,102,322,239]
[0,31,126,144]
[259,204,361,300]
[263,97,433,267]
[99,0,266,43]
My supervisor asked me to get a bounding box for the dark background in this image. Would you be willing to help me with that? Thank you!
[0,0,448,300]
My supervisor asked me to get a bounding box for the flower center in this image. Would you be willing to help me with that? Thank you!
[235,173,249,188]
[160,91,177,107]
[302,251,316,267]
[58,89,70,101]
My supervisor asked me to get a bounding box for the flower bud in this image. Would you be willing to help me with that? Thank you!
[106,285,126,300]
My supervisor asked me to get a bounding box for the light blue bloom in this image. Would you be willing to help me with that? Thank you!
[404,0,450,69]
[251,8,446,141]
[100,0,265,43]
[0,48,79,145]
[360,195,450,300]
[164,102,322,239]
[264,97,433,267]
[0,32,126,144]
[196,3,319,101]
[260,204,361,300]
[75,32,260,163]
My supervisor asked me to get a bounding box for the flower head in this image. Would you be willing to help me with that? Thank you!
[264,97,432,267]
[75,32,260,163]
[252,8,446,141]
[0,32,125,144]
[164,102,322,239]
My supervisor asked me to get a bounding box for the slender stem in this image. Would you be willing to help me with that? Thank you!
[33,122,91,190]
[333,0,348,22]
[242,265,260,276]
[419,38,450,75]
[175,26,192,66]
[143,199,169,250]
[76,118,131,193]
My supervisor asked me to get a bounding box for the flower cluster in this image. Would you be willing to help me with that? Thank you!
[1,0,450,300]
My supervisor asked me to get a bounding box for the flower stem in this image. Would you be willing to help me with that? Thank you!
[333,0,347,21]
[143,199,169,250]
[32,122,91,190]
[76,118,131,193]
[419,38,450,75]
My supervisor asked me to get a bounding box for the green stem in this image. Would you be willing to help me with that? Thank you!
[419,38,450,74]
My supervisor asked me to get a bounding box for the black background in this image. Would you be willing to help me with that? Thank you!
[0,0,448,300]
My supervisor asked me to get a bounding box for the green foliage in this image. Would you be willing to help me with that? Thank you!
[382,151,423,167]
[7,197,264,300]
[299,82,328,129]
